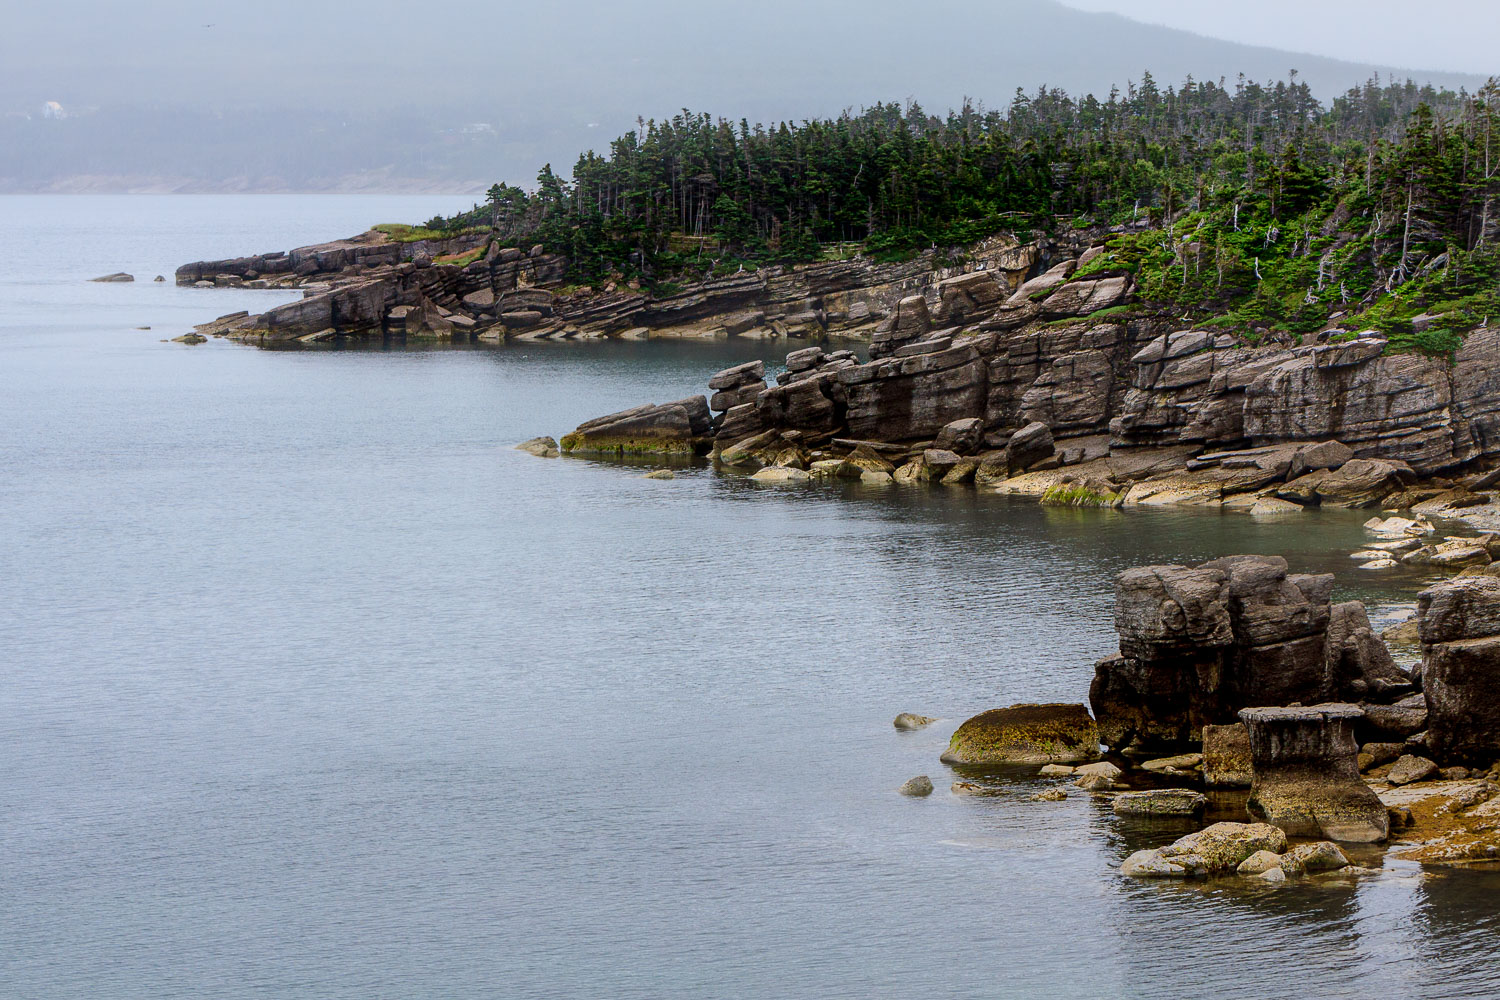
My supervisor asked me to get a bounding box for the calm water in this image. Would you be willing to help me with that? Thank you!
[3,196,1498,999]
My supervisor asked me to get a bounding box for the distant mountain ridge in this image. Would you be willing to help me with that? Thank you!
[1,0,1489,193]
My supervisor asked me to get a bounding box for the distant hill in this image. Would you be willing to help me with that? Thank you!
[0,0,1489,193]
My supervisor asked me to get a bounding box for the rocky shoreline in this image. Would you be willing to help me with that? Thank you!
[903,555,1500,882]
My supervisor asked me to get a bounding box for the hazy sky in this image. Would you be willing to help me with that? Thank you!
[1062,1,1499,75]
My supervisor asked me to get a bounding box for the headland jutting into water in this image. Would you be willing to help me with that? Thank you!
[174,75,1500,881]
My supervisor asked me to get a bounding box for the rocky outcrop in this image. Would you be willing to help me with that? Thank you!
[1240,705,1390,842]
[940,703,1100,766]
[1417,577,1500,765]
[1090,555,1410,752]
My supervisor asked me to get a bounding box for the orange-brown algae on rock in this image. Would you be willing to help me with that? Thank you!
[941,703,1101,766]
[1381,779,1500,864]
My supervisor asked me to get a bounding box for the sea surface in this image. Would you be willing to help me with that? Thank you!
[3,195,1498,999]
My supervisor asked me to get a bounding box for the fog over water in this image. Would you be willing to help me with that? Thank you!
[2,1,1489,192]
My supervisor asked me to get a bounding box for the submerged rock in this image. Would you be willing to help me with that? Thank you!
[642,469,675,480]
[941,703,1100,765]
[893,713,936,731]
[1032,788,1068,802]
[1240,705,1389,843]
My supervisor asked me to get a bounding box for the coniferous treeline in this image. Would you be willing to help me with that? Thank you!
[422,73,1500,343]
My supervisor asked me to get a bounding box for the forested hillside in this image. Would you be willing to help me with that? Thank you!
[425,74,1500,349]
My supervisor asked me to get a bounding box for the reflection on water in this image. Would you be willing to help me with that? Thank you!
[3,196,1498,1000]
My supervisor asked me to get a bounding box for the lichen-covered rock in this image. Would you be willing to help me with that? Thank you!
[1281,841,1350,873]
[1236,850,1284,875]
[1124,822,1289,879]
[1111,789,1208,817]
[941,703,1100,766]
[1203,723,1253,788]
[1240,705,1389,842]
[893,713,936,731]
[561,397,712,456]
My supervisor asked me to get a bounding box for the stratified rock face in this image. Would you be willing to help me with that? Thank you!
[1240,705,1390,843]
[869,295,932,360]
[1091,556,1338,750]
[940,703,1100,765]
[1203,723,1253,788]
[560,397,712,456]
[841,342,989,442]
[1418,577,1500,765]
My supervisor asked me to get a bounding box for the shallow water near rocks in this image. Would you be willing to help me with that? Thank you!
[4,196,1500,999]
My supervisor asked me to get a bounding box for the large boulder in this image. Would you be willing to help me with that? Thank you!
[561,397,712,456]
[1003,421,1055,475]
[1314,458,1412,507]
[1240,705,1389,842]
[940,703,1100,766]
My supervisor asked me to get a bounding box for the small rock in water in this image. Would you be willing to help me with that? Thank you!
[950,781,990,796]
[135,325,151,330]
[1031,788,1067,802]
[1259,867,1288,884]
[153,275,166,282]
[1357,558,1399,570]
[170,333,207,344]
[1112,789,1208,817]
[1039,764,1076,776]
[1283,841,1349,873]
[1074,773,1118,791]
[899,775,934,797]
[750,466,812,484]
[90,272,134,282]
[893,713,936,731]
[642,469,675,480]
[1236,850,1284,875]
[515,437,560,458]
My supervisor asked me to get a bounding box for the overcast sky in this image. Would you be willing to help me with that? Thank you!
[1061,1,1499,75]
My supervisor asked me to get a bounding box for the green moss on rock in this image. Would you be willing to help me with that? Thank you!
[941,703,1101,765]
